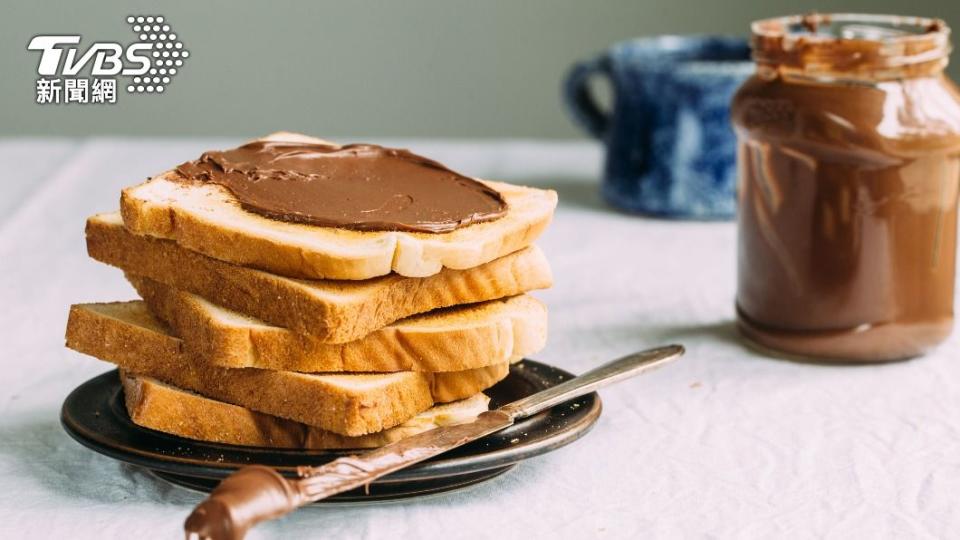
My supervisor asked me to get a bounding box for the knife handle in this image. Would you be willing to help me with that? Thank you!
[498,344,684,420]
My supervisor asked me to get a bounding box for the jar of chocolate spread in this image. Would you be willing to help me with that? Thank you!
[732,14,960,362]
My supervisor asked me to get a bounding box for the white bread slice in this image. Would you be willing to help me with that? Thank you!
[120,372,490,449]
[119,132,558,280]
[87,212,552,344]
[128,273,547,372]
[65,302,509,436]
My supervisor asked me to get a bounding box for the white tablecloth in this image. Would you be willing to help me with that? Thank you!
[1,138,958,539]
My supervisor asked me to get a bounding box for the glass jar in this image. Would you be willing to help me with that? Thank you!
[732,14,960,362]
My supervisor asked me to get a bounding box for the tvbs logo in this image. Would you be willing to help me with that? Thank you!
[27,16,189,105]
[28,36,152,77]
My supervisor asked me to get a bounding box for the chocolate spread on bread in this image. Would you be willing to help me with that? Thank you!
[174,140,507,233]
[732,14,960,361]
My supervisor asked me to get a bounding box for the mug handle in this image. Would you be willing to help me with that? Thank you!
[562,54,613,140]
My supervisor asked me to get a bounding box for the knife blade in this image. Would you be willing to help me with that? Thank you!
[184,344,684,540]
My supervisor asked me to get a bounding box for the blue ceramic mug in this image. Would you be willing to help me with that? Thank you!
[563,36,753,219]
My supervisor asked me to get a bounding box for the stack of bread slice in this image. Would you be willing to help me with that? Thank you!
[65,133,557,449]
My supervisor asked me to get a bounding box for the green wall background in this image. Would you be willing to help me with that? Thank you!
[2,0,959,138]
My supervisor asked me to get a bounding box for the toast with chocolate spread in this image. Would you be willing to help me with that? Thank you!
[127,273,546,372]
[119,132,557,280]
[121,372,490,449]
[87,212,552,344]
[65,302,509,436]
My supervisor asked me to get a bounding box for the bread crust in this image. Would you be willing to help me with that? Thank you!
[87,212,552,344]
[65,302,509,436]
[121,372,491,449]
[128,273,547,372]
[119,133,557,280]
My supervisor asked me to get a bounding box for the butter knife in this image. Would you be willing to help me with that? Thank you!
[184,344,684,540]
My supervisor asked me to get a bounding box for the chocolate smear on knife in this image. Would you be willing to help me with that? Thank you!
[184,411,513,540]
[184,466,304,540]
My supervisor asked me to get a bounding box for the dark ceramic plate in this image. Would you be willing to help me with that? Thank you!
[61,360,602,502]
